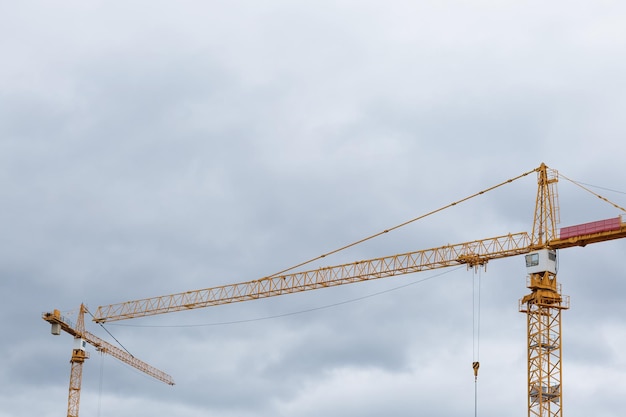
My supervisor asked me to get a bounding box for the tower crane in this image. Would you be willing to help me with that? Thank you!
[88,163,625,417]
[42,304,174,417]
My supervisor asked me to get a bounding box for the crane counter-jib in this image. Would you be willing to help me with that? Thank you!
[550,217,626,249]
[42,309,78,337]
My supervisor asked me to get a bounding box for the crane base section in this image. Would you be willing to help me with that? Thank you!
[520,271,569,417]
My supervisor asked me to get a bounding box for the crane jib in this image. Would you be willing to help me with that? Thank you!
[92,219,626,324]
[93,232,534,323]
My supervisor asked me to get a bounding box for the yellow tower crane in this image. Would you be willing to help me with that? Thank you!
[42,304,174,417]
[85,163,624,417]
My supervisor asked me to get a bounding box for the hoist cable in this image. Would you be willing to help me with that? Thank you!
[473,267,482,363]
[97,353,104,417]
[472,267,482,417]
[475,378,478,417]
[85,306,135,357]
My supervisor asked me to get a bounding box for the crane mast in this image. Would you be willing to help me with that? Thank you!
[66,305,87,417]
[83,163,625,416]
[521,163,567,417]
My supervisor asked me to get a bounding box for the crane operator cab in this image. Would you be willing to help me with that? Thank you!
[525,249,557,275]
[73,338,87,352]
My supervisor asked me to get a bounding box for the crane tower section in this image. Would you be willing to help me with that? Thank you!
[521,164,568,417]
[520,252,569,417]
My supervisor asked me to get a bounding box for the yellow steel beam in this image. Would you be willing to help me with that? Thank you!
[93,232,533,323]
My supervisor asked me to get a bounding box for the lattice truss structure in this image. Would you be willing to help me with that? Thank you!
[521,270,570,417]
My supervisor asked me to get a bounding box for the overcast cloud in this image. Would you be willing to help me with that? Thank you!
[1,1,626,416]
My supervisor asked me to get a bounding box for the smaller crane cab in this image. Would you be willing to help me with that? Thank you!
[525,249,557,275]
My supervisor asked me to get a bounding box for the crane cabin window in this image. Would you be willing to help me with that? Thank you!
[525,250,557,274]
[526,253,539,267]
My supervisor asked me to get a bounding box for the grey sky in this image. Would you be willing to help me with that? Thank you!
[1,1,626,416]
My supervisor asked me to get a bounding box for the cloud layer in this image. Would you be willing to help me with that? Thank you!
[1,1,626,417]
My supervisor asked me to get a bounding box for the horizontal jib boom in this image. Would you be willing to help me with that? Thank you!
[93,232,532,323]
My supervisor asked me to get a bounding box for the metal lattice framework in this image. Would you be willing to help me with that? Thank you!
[93,232,533,322]
[520,271,570,417]
[67,350,87,417]
[531,165,560,246]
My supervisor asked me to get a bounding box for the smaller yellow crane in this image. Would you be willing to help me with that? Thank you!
[42,304,174,417]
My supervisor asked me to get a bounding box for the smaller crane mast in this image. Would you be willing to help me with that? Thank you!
[67,305,87,417]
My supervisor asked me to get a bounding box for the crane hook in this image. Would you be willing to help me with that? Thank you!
[472,361,480,379]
